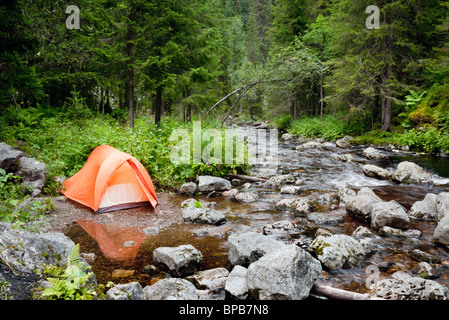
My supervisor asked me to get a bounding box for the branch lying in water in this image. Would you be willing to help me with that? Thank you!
[311,283,385,300]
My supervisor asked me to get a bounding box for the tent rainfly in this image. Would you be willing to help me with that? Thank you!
[62,145,158,214]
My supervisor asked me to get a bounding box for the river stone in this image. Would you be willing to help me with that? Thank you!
[196,175,231,192]
[363,147,384,159]
[187,267,229,293]
[410,262,441,279]
[225,265,249,300]
[346,187,382,222]
[370,200,410,230]
[15,156,47,197]
[227,232,285,267]
[246,244,322,300]
[179,182,197,196]
[234,192,259,203]
[0,142,24,171]
[392,161,433,185]
[106,282,145,300]
[0,222,75,274]
[436,192,449,220]
[409,192,449,221]
[153,244,202,277]
[280,186,302,194]
[143,278,198,300]
[362,164,392,180]
[296,141,322,151]
[409,193,439,221]
[369,277,448,300]
[433,214,449,247]
[275,198,313,216]
[263,220,299,236]
[182,206,227,225]
[265,174,295,187]
[312,234,369,270]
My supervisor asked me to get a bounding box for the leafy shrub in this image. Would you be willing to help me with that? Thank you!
[40,245,98,300]
[289,115,348,140]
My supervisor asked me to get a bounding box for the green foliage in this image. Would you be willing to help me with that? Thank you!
[0,109,249,191]
[289,115,348,141]
[272,114,292,131]
[0,168,53,232]
[40,244,97,300]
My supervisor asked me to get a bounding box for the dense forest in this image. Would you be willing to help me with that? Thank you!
[1,0,449,186]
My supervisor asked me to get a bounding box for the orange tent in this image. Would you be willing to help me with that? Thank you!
[62,145,158,214]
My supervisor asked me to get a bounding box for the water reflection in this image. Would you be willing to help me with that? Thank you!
[77,220,148,260]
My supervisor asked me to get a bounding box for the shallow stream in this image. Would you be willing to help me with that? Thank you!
[64,132,449,296]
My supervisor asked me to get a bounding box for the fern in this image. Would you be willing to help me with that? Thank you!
[40,244,96,300]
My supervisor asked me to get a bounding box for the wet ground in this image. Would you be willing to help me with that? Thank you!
[52,131,449,296]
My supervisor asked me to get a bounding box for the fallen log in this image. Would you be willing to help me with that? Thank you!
[311,283,384,300]
[228,173,267,183]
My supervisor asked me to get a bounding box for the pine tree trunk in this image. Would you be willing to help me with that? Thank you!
[127,23,135,129]
[128,68,134,129]
[154,87,162,124]
[381,96,392,132]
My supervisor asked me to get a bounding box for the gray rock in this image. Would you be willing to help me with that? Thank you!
[436,192,449,220]
[409,193,439,221]
[0,142,24,171]
[15,157,47,197]
[263,220,299,236]
[265,174,295,188]
[362,164,392,180]
[336,139,350,149]
[234,192,258,203]
[225,265,249,300]
[227,232,285,266]
[106,282,145,300]
[280,186,302,194]
[371,200,410,230]
[153,244,202,277]
[337,186,356,204]
[409,192,449,221]
[187,268,229,293]
[222,188,238,198]
[246,244,322,300]
[196,176,231,192]
[410,262,441,279]
[363,147,384,159]
[352,226,376,238]
[143,278,198,300]
[333,154,354,162]
[312,234,369,270]
[0,222,75,274]
[433,214,449,246]
[275,198,314,216]
[179,182,197,196]
[379,226,421,238]
[142,226,160,235]
[392,161,433,185]
[281,133,295,141]
[346,188,383,222]
[409,249,441,264]
[182,206,227,225]
[297,141,322,151]
[307,211,345,226]
[369,277,448,300]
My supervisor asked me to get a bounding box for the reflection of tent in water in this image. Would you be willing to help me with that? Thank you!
[77,220,148,260]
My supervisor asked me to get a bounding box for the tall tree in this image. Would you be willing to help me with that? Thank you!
[325,0,446,131]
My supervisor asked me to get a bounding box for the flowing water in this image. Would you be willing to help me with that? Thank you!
[64,130,449,296]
